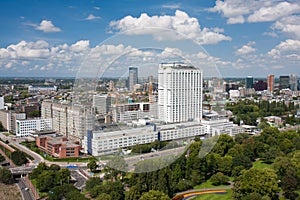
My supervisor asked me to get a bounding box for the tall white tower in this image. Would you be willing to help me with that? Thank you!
[128,67,138,91]
[158,63,203,123]
[0,96,4,110]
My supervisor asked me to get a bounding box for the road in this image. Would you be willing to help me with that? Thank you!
[70,170,88,190]
[17,178,35,200]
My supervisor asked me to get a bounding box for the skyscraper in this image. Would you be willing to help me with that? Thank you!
[279,75,290,90]
[0,96,4,110]
[289,74,298,91]
[128,67,138,91]
[267,74,275,93]
[158,63,203,123]
[246,76,254,89]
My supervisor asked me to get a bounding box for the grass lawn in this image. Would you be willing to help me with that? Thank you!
[194,180,231,190]
[193,189,232,200]
[252,160,273,169]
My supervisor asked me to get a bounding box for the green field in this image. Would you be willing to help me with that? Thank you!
[194,180,231,190]
[252,160,273,169]
[193,189,232,200]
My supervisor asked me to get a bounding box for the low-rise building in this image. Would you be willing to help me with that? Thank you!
[16,118,52,137]
[36,135,81,158]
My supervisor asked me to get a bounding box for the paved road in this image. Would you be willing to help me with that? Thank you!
[17,178,35,200]
[71,170,87,190]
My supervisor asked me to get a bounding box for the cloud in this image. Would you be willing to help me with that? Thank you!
[162,3,181,9]
[268,39,300,59]
[35,20,61,33]
[248,2,300,23]
[85,14,101,21]
[109,10,231,44]
[272,15,300,39]
[209,0,300,24]
[235,41,256,55]
[70,40,90,52]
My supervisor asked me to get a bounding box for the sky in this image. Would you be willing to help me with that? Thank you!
[0,0,300,78]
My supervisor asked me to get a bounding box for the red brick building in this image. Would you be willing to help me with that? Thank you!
[36,135,81,158]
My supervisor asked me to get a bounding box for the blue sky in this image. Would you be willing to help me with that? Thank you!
[0,0,300,78]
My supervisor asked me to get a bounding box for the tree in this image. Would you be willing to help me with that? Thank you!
[31,162,48,179]
[86,177,102,191]
[233,168,279,200]
[96,193,112,200]
[36,170,57,192]
[0,154,5,162]
[87,160,97,172]
[210,172,229,186]
[58,168,71,185]
[0,167,13,184]
[11,150,28,166]
[0,121,4,131]
[139,190,170,200]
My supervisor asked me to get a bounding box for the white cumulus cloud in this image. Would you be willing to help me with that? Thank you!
[85,14,101,20]
[235,41,256,55]
[35,20,61,33]
[209,0,300,24]
[268,39,300,59]
[109,10,231,44]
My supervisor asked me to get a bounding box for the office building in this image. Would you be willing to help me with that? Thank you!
[41,101,94,140]
[16,118,52,137]
[158,63,203,123]
[128,67,138,91]
[92,94,112,115]
[267,74,275,93]
[246,76,254,89]
[279,76,290,90]
[0,97,4,110]
[28,85,57,93]
[254,80,267,91]
[289,74,298,91]
[36,135,81,158]
[111,102,151,123]
[0,110,26,133]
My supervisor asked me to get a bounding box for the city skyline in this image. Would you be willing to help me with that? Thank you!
[0,1,300,78]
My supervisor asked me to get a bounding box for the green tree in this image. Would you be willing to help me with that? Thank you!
[0,167,13,184]
[0,154,5,162]
[139,190,170,200]
[96,193,112,200]
[36,170,57,192]
[30,162,48,179]
[11,150,28,166]
[0,121,4,131]
[85,177,102,191]
[87,160,97,172]
[210,172,229,186]
[233,168,279,200]
[58,168,71,185]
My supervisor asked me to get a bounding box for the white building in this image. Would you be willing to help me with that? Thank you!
[201,112,244,137]
[41,100,94,139]
[158,63,203,123]
[83,121,206,156]
[0,97,4,110]
[128,67,138,91]
[28,85,57,93]
[16,118,52,137]
[229,90,240,99]
[92,94,112,115]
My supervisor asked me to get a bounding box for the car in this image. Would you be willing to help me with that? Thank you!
[24,188,29,191]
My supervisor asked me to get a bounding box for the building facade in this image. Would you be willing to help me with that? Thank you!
[246,76,254,89]
[16,118,52,137]
[279,76,290,90]
[267,74,275,93]
[158,63,203,123]
[128,67,138,91]
[41,100,94,140]
[36,135,81,158]
[93,94,112,115]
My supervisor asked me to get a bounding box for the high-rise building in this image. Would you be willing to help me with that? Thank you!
[246,76,254,89]
[92,94,112,115]
[279,75,290,90]
[128,67,138,91]
[289,74,298,91]
[158,63,203,123]
[0,96,4,110]
[254,80,267,91]
[41,101,94,139]
[267,74,275,93]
